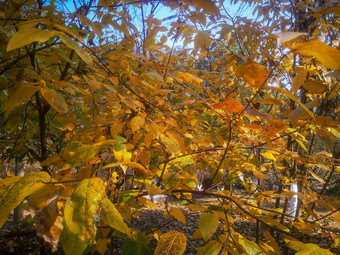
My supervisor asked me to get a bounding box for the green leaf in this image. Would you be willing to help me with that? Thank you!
[100,198,130,236]
[154,231,187,255]
[7,28,57,51]
[196,240,222,255]
[286,239,335,255]
[58,33,93,66]
[198,213,219,241]
[64,177,106,244]
[121,240,151,255]
[60,224,88,255]
[114,135,127,143]
[40,87,68,113]
[0,172,51,228]
[113,142,126,151]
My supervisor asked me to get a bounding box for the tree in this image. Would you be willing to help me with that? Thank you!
[0,0,339,254]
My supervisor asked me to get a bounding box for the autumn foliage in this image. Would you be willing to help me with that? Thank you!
[0,0,339,254]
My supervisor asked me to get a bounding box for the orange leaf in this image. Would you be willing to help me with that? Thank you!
[236,61,268,87]
[224,98,244,114]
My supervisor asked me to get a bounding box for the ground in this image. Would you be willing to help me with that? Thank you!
[0,198,339,254]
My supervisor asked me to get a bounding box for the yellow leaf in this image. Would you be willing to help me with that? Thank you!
[58,33,93,66]
[166,130,186,154]
[130,116,145,134]
[138,196,158,209]
[28,182,59,209]
[267,86,316,122]
[7,28,57,51]
[3,84,40,116]
[303,80,327,94]
[140,72,164,83]
[95,238,111,255]
[100,162,148,178]
[308,170,325,184]
[0,172,51,228]
[262,231,280,254]
[260,151,277,161]
[40,87,68,113]
[169,207,186,224]
[160,134,181,155]
[177,72,203,83]
[64,177,106,244]
[273,31,307,46]
[290,40,340,70]
[100,198,130,236]
[238,237,266,255]
[145,183,163,196]
[252,169,270,180]
[199,213,219,241]
[196,240,222,255]
[154,231,187,255]
[236,61,268,88]
[285,239,335,255]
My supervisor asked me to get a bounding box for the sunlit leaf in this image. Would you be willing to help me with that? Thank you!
[0,172,51,228]
[236,61,268,87]
[273,31,307,46]
[100,198,130,236]
[154,231,187,255]
[290,40,340,70]
[64,177,106,244]
[286,239,335,255]
[303,80,327,94]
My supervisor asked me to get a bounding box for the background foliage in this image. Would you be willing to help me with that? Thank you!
[0,0,339,254]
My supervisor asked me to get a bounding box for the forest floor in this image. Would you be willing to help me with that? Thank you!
[0,197,339,255]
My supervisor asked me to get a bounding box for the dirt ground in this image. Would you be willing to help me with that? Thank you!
[1,198,339,255]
